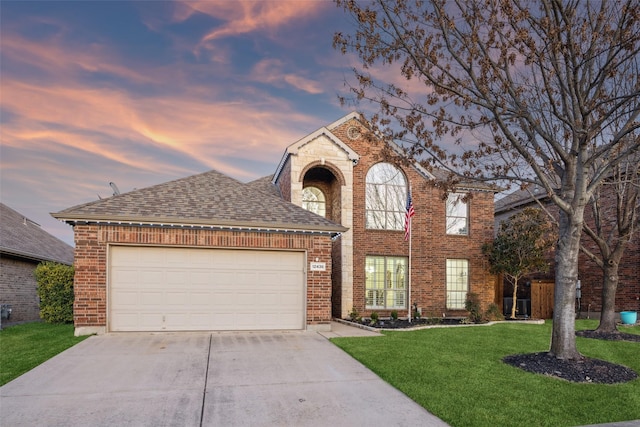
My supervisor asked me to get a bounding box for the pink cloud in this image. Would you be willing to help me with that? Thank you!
[172,1,328,44]
[250,59,324,94]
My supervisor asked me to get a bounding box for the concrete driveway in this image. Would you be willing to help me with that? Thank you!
[1,326,448,426]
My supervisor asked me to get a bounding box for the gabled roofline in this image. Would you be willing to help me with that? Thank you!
[326,111,363,130]
[272,123,360,184]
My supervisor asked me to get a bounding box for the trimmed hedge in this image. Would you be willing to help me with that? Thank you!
[34,262,74,323]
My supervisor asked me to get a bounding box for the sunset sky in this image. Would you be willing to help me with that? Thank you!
[1,1,366,246]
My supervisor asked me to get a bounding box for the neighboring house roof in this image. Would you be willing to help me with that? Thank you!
[0,203,74,264]
[52,169,347,235]
[495,185,549,213]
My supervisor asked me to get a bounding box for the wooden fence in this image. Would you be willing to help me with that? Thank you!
[531,280,555,319]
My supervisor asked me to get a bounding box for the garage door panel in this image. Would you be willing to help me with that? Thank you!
[139,292,164,306]
[111,290,138,306]
[110,247,304,332]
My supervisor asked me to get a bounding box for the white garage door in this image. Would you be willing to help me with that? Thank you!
[109,246,305,332]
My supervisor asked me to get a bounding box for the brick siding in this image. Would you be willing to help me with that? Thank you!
[332,120,497,318]
[0,256,41,323]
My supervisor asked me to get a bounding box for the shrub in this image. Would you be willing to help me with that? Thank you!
[465,292,483,323]
[369,311,379,325]
[390,310,398,321]
[348,306,359,322]
[484,303,505,321]
[34,262,74,324]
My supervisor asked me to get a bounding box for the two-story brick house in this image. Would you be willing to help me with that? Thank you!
[272,112,498,320]
[53,112,498,336]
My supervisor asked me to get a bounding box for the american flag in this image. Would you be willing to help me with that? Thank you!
[404,190,415,241]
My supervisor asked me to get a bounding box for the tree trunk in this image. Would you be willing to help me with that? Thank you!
[596,262,620,333]
[549,210,583,360]
[511,277,519,319]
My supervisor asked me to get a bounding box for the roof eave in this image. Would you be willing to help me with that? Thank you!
[0,248,73,265]
[52,213,348,235]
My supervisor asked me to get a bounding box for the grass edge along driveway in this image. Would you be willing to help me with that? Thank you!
[0,322,89,386]
[331,320,640,427]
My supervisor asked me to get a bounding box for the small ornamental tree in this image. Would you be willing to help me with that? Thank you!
[483,208,555,319]
[34,261,74,324]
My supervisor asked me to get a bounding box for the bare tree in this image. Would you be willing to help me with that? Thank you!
[581,145,640,333]
[334,0,640,359]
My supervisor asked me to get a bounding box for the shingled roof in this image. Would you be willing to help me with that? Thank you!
[495,184,549,213]
[52,169,346,234]
[247,175,282,198]
[1,203,74,264]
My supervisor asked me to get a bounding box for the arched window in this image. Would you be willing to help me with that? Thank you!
[366,163,407,230]
[302,186,326,217]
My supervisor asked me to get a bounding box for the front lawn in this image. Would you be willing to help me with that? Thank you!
[0,322,89,386]
[331,320,640,427]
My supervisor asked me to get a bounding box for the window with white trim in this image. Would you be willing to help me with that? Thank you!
[302,186,326,217]
[366,163,407,230]
[446,193,468,235]
[365,256,407,309]
[446,259,469,309]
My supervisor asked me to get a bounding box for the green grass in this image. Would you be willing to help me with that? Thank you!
[331,320,640,427]
[0,322,89,386]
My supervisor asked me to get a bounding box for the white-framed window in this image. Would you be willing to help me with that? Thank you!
[366,163,407,230]
[446,193,468,235]
[302,186,326,217]
[365,256,407,309]
[446,259,469,309]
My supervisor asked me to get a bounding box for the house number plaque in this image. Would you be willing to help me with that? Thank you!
[309,262,326,271]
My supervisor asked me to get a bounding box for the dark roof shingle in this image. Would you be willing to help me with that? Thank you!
[53,169,346,234]
[1,203,74,264]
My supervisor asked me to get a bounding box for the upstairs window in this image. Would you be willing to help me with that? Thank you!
[302,186,326,217]
[366,163,406,230]
[446,193,468,235]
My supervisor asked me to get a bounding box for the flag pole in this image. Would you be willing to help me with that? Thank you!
[405,187,414,323]
[408,213,412,323]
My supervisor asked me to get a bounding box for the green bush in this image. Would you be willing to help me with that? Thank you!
[484,303,505,321]
[348,306,360,322]
[34,262,74,324]
[369,311,379,325]
[465,292,483,323]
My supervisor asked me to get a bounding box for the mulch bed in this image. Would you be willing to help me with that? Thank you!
[503,352,638,384]
[576,329,640,343]
[351,318,467,329]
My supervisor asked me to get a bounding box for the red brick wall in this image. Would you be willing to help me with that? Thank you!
[72,224,333,330]
[332,120,497,318]
[277,160,292,202]
[0,257,41,323]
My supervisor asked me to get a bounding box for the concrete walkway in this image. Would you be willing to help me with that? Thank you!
[0,324,447,426]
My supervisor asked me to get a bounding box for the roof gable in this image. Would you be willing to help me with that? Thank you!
[53,169,346,234]
[0,203,74,264]
[272,125,360,183]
